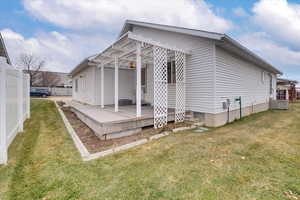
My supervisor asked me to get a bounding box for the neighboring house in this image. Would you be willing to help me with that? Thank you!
[0,33,11,65]
[70,20,282,133]
[31,71,72,88]
[31,71,73,96]
[277,78,298,102]
[296,87,300,100]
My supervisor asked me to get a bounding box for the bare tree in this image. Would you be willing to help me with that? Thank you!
[41,71,61,87]
[19,53,45,86]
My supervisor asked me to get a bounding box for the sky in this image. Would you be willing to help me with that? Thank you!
[0,0,300,83]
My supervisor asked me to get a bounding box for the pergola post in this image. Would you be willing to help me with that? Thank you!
[175,51,186,123]
[136,42,142,117]
[153,46,168,128]
[101,63,104,108]
[114,57,119,112]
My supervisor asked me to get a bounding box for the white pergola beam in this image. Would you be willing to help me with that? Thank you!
[102,48,136,66]
[114,57,119,112]
[128,32,191,54]
[136,42,142,118]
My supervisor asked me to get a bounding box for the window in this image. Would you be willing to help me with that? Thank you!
[141,67,146,86]
[75,79,78,92]
[277,89,286,100]
[167,61,176,84]
[141,67,147,93]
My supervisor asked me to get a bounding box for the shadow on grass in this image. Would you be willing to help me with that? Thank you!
[8,101,43,199]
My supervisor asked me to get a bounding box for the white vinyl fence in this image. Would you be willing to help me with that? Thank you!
[31,86,72,96]
[0,57,30,164]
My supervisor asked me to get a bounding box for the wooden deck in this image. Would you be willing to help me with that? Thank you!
[69,101,175,139]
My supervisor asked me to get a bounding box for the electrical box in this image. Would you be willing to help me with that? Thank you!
[223,98,231,110]
[223,102,228,110]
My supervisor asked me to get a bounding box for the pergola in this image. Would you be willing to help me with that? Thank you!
[91,32,188,128]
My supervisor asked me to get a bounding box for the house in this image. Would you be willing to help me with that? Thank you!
[70,20,282,139]
[0,33,11,65]
[30,71,73,96]
[297,87,300,100]
[31,71,72,88]
[277,78,298,102]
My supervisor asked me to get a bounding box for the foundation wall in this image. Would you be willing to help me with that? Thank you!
[203,102,269,127]
[270,100,289,110]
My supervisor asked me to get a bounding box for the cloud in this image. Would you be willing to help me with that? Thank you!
[233,7,248,17]
[238,32,300,81]
[22,0,233,32]
[1,29,112,72]
[252,0,300,48]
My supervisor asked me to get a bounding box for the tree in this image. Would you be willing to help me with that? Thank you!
[19,53,45,86]
[41,71,61,87]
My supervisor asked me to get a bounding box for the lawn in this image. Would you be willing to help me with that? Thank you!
[0,99,300,200]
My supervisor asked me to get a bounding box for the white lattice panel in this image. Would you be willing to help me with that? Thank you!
[153,46,168,128]
[175,51,186,123]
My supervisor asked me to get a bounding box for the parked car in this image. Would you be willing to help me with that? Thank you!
[30,88,51,97]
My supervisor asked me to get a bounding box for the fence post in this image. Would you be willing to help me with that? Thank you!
[26,74,30,119]
[18,70,24,132]
[0,59,7,164]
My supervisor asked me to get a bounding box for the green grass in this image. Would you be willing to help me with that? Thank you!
[1,99,300,200]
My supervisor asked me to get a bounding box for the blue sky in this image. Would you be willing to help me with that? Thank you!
[1,0,300,83]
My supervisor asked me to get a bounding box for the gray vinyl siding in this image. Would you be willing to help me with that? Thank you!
[72,66,97,105]
[136,26,216,112]
[214,46,275,113]
[185,40,215,113]
[142,38,215,113]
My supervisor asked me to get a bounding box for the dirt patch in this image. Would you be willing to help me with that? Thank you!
[57,102,190,154]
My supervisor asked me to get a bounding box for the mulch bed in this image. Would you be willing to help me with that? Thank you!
[58,102,190,154]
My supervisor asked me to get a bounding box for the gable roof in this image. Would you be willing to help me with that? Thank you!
[119,20,282,75]
[70,54,97,76]
[119,20,224,40]
[0,33,11,65]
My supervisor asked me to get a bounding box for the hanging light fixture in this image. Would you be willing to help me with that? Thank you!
[129,61,136,68]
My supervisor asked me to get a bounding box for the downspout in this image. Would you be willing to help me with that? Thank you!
[239,96,242,119]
